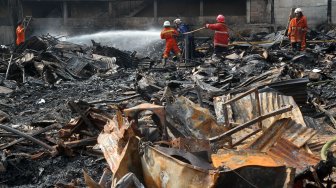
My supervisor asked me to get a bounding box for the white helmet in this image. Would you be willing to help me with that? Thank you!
[294,8,302,13]
[174,18,182,24]
[163,21,170,27]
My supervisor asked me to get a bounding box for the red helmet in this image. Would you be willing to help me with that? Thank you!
[217,14,225,23]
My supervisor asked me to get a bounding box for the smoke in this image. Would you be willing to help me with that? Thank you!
[65,29,164,55]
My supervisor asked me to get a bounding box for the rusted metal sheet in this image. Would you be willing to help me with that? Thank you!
[141,143,217,188]
[214,91,305,128]
[211,150,282,169]
[266,138,320,174]
[97,111,143,183]
[100,130,295,188]
[141,144,294,188]
[307,134,336,155]
[258,91,306,129]
[247,118,317,150]
[209,106,293,143]
[244,118,320,174]
[170,137,210,153]
[97,104,296,188]
[247,118,291,152]
[213,91,313,148]
[282,120,317,148]
[166,96,227,139]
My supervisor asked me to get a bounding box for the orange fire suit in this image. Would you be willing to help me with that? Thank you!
[288,16,307,50]
[160,27,181,59]
[16,24,25,46]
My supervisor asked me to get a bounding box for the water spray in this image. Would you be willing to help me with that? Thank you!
[65,29,163,53]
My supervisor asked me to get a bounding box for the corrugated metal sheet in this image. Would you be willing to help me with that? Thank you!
[214,91,308,134]
[243,118,319,174]
[267,138,320,174]
[265,78,309,105]
[282,120,317,148]
[214,91,314,148]
[247,118,291,151]
[247,118,317,150]
[97,104,295,188]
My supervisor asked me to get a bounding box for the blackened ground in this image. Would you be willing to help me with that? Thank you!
[0,70,141,187]
[1,155,106,187]
[1,28,336,187]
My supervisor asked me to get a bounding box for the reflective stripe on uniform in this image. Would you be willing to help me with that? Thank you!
[215,31,228,34]
[161,29,175,34]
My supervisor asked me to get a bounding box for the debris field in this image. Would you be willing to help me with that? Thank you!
[1,28,336,188]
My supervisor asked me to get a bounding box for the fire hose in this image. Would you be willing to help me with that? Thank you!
[182,27,206,35]
[321,136,336,160]
[183,25,258,48]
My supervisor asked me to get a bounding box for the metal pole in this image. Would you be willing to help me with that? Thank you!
[63,1,68,25]
[271,0,275,24]
[328,0,332,24]
[153,0,158,22]
[200,0,204,17]
[0,124,55,151]
[5,53,13,80]
[108,1,113,16]
[0,123,61,150]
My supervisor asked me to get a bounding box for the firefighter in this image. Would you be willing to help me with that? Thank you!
[174,18,195,62]
[160,21,181,65]
[288,8,307,51]
[205,14,229,57]
[16,20,25,46]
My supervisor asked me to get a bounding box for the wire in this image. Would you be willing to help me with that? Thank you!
[231,170,258,188]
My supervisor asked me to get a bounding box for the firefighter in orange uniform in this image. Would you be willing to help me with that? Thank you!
[160,21,181,65]
[288,8,307,51]
[16,20,25,46]
[205,14,230,57]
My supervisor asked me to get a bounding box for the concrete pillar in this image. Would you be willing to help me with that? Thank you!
[271,0,275,24]
[200,0,204,17]
[63,1,68,25]
[328,0,332,23]
[108,1,113,16]
[154,0,158,22]
[246,0,251,23]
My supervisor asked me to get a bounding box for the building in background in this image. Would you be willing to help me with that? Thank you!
[0,0,335,44]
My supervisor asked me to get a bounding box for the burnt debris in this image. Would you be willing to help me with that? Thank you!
[1,28,336,188]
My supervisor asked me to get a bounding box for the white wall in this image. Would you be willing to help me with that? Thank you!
[274,0,329,27]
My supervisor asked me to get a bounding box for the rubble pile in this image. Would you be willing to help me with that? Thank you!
[1,28,336,187]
